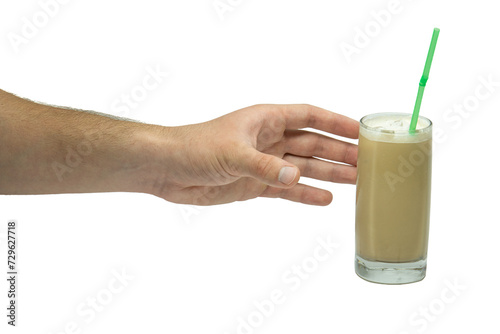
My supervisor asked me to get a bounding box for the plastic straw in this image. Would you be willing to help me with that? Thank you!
[410,28,440,132]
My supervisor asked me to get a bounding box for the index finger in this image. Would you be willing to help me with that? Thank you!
[275,104,360,139]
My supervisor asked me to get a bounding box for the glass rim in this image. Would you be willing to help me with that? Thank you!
[360,112,432,135]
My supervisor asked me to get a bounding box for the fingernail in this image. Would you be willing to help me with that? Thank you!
[278,166,297,185]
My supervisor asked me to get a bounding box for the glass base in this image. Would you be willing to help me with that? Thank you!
[355,255,426,285]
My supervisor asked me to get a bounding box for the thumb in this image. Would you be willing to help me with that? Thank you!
[239,148,300,188]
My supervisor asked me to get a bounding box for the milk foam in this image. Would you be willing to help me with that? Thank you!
[360,113,432,143]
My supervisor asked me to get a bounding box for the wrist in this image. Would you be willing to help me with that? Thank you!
[131,124,181,197]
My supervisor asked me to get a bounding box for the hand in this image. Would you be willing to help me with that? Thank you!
[147,104,359,205]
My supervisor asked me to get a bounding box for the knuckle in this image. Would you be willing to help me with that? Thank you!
[344,143,358,165]
[303,158,313,176]
[255,154,275,179]
[313,134,325,157]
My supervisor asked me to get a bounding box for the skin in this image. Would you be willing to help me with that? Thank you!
[0,89,359,206]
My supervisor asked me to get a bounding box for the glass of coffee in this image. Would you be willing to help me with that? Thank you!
[355,112,432,284]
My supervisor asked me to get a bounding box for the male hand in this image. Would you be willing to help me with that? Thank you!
[148,104,359,205]
[0,90,358,206]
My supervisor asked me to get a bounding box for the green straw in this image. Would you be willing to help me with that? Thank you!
[409,28,440,132]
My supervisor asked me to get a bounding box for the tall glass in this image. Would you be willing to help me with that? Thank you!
[355,113,432,284]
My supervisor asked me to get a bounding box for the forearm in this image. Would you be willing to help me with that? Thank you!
[0,89,164,195]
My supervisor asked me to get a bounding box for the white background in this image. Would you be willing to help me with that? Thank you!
[1,0,499,333]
